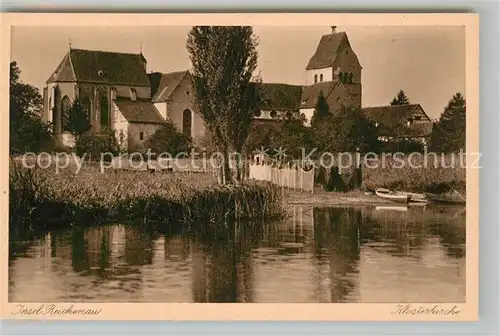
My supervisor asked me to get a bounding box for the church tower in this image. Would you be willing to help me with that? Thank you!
[304,26,362,107]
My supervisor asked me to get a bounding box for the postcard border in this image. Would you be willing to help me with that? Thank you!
[0,10,487,327]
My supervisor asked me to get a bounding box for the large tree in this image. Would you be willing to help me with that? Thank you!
[63,99,91,138]
[187,26,261,184]
[270,118,312,160]
[430,92,466,152]
[390,89,410,105]
[315,106,379,153]
[10,61,53,154]
[310,90,330,129]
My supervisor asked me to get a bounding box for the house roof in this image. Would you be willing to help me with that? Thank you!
[114,99,166,124]
[361,104,434,137]
[47,48,150,86]
[260,83,303,110]
[306,32,347,70]
[150,70,190,103]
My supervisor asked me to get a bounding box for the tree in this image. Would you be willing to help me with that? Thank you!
[316,106,379,153]
[390,89,410,105]
[64,99,91,138]
[75,129,119,161]
[10,61,53,154]
[244,124,276,155]
[310,90,330,129]
[145,121,192,156]
[270,118,312,159]
[430,92,466,152]
[187,26,261,184]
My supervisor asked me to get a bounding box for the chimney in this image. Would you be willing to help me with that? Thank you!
[331,26,337,34]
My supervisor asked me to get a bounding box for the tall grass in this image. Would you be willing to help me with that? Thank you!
[9,160,286,234]
[362,155,466,195]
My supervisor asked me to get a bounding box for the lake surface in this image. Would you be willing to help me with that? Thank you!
[9,205,466,303]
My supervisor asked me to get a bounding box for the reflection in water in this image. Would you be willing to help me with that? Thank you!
[8,205,466,303]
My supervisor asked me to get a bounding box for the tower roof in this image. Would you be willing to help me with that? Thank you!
[306,31,348,70]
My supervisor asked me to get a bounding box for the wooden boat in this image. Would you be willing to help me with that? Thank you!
[399,191,428,204]
[424,192,466,205]
[375,188,411,204]
[375,205,408,212]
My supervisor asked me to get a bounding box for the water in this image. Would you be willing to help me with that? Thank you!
[8,205,465,303]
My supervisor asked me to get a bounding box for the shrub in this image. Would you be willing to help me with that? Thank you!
[75,130,119,161]
[145,121,192,156]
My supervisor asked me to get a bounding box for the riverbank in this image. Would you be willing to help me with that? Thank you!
[285,189,465,207]
[9,161,286,234]
[9,156,466,236]
[286,190,394,206]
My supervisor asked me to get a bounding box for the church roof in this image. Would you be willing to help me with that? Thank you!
[47,48,150,86]
[361,104,433,137]
[260,83,303,110]
[150,70,190,103]
[300,82,337,109]
[114,98,166,124]
[306,32,347,70]
[300,81,357,111]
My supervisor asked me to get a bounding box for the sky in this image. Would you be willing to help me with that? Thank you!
[11,25,465,120]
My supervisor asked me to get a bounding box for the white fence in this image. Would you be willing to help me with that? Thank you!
[249,162,315,193]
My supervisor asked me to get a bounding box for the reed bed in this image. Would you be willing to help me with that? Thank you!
[9,159,286,233]
[362,155,466,195]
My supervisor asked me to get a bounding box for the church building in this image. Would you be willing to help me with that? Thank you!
[41,26,433,152]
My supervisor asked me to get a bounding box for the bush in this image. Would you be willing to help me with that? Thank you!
[145,121,192,156]
[75,130,119,161]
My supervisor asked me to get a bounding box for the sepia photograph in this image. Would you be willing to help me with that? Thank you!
[3,13,479,321]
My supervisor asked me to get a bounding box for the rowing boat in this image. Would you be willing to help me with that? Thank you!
[375,188,411,204]
[424,192,466,205]
[399,191,428,204]
[375,205,408,212]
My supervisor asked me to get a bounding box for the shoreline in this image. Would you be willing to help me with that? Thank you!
[285,190,395,207]
[284,190,465,207]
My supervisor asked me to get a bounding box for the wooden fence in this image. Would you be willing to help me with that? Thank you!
[248,161,315,193]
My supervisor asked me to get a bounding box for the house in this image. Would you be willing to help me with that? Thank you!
[361,104,434,144]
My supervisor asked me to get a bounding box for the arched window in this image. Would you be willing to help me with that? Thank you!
[130,88,137,101]
[270,110,277,118]
[285,111,292,119]
[61,96,71,132]
[182,109,192,138]
[254,109,262,117]
[81,97,91,124]
[111,87,117,100]
[319,74,323,82]
[314,74,318,84]
[100,96,109,128]
[348,73,354,84]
